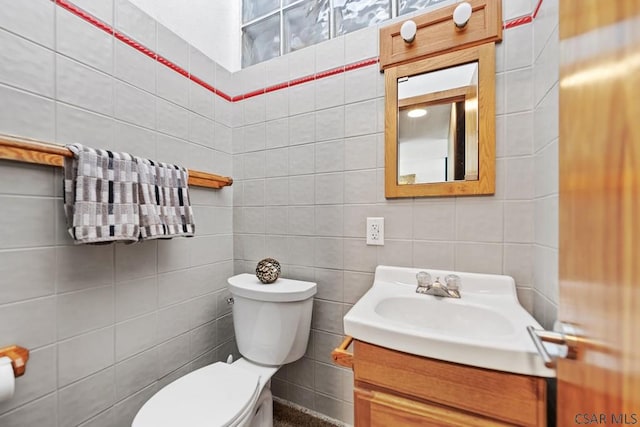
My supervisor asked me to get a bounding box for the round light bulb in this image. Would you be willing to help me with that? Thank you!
[453,2,472,28]
[400,20,417,43]
[407,108,427,118]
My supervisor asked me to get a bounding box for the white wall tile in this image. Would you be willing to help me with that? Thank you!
[289,83,316,116]
[344,134,377,171]
[288,206,314,236]
[315,74,345,110]
[455,243,503,274]
[289,175,315,205]
[0,29,55,97]
[57,286,114,340]
[315,140,345,173]
[0,0,55,49]
[289,113,315,145]
[266,118,290,149]
[505,24,532,71]
[58,327,114,387]
[114,81,156,130]
[156,98,189,140]
[316,205,344,237]
[265,89,289,121]
[505,112,533,156]
[115,277,158,322]
[58,56,113,115]
[505,68,534,113]
[316,107,345,142]
[0,85,55,142]
[156,63,189,107]
[57,8,113,74]
[157,23,189,70]
[344,100,377,137]
[114,0,156,49]
[289,144,315,175]
[242,96,266,126]
[344,170,378,204]
[265,147,289,178]
[58,368,115,427]
[114,42,156,93]
[344,26,378,64]
[344,65,378,104]
[455,199,504,243]
[504,200,534,243]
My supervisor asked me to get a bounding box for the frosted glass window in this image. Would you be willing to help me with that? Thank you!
[243,0,279,23]
[398,0,450,16]
[243,14,281,68]
[241,0,456,67]
[334,0,390,36]
[284,0,330,53]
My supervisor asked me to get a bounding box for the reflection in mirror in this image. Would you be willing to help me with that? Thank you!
[397,62,478,185]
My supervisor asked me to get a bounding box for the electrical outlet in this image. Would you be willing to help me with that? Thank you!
[366,217,384,245]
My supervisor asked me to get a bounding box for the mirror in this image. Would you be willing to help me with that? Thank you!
[385,43,495,198]
[398,62,478,185]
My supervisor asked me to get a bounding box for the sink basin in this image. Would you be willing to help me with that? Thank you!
[375,297,515,339]
[343,266,556,377]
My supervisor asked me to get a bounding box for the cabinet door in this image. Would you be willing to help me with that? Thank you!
[354,387,511,427]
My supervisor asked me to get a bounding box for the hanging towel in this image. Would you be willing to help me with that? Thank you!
[136,157,195,240]
[63,144,140,244]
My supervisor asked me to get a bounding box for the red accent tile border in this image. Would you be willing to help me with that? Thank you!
[503,0,544,29]
[54,0,543,103]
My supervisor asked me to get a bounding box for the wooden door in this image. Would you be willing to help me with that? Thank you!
[559,1,640,425]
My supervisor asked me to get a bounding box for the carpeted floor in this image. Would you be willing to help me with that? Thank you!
[273,401,341,427]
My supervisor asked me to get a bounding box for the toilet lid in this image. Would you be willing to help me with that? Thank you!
[133,362,260,427]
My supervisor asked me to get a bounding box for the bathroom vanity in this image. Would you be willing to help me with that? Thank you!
[333,266,556,427]
[348,339,546,426]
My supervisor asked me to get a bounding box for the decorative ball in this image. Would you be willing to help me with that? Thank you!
[256,258,281,284]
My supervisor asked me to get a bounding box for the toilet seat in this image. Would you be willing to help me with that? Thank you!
[132,362,260,427]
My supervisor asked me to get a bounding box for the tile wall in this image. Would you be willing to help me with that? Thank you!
[532,0,559,329]
[231,1,557,423]
[0,0,235,425]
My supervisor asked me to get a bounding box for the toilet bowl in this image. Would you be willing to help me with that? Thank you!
[133,274,316,427]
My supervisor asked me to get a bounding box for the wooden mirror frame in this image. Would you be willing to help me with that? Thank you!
[384,43,496,198]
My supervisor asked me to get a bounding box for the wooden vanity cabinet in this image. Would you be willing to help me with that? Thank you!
[352,340,547,427]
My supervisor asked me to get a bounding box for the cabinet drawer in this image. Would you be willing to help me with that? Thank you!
[353,341,546,426]
[355,387,511,427]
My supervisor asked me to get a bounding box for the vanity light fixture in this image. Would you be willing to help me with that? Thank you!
[453,2,473,28]
[400,20,417,43]
[407,108,427,118]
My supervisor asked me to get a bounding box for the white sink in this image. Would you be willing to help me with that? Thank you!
[343,266,556,377]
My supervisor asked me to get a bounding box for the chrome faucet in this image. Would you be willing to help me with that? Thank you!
[415,272,461,298]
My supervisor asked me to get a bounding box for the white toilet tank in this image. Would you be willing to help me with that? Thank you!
[227,274,317,366]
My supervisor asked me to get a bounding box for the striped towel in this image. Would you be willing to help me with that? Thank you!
[136,158,195,239]
[64,144,140,244]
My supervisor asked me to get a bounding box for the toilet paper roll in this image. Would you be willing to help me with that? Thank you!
[0,357,15,402]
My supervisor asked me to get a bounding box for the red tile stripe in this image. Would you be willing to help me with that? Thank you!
[502,0,544,29]
[53,0,235,101]
[54,0,541,103]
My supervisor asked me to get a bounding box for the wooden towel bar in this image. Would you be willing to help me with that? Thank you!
[0,134,233,189]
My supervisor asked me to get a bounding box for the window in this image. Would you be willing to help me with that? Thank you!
[242,0,451,68]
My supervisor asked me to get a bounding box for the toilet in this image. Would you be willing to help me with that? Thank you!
[132,273,317,427]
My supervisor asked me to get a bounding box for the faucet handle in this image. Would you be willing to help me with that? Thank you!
[444,274,461,291]
[416,271,432,286]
